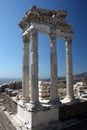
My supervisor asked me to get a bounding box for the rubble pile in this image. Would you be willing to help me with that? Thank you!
[0,81,22,97]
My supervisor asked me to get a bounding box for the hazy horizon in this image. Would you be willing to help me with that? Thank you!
[0,71,87,80]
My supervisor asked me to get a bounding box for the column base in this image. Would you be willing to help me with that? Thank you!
[62,95,79,104]
[22,96,30,103]
[49,97,60,105]
[29,100,40,110]
[65,95,74,101]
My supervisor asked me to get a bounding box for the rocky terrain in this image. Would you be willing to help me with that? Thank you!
[0,72,87,100]
[0,72,87,130]
[0,108,16,130]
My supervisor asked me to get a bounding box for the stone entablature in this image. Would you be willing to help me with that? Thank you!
[19,5,73,34]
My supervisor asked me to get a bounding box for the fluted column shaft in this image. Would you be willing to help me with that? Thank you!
[65,38,74,101]
[30,29,39,105]
[22,36,30,101]
[50,32,58,102]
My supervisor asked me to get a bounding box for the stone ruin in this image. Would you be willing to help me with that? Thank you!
[0,5,84,130]
[18,5,75,129]
[19,5,74,105]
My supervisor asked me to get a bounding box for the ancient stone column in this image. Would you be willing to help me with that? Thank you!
[65,37,74,102]
[22,35,30,101]
[49,31,59,103]
[30,29,39,105]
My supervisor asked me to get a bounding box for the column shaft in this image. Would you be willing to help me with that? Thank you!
[50,32,58,102]
[30,29,39,104]
[22,36,30,101]
[65,38,74,101]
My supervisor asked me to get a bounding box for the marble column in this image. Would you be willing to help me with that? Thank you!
[30,29,39,105]
[65,37,74,102]
[50,32,59,103]
[22,35,30,101]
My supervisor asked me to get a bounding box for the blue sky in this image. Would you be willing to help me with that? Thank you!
[0,0,87,78]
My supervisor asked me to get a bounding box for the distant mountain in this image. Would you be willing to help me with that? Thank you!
[39,72,87,81]
[59,72,87,81]
[74,72,87,78]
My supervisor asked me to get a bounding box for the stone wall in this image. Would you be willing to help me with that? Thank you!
[1,93,87,122]
[39,81,51,100]
[39,81,66,100]
[59,101,87,121]
[0,81,22,93]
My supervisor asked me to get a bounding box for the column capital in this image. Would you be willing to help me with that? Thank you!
[22,35,30,43]
[49,31,56,43]
[49,27,56,35]
[30,28,38,38]
[64,37,72,43]
[49,32,56,38]
[50,25,56,35]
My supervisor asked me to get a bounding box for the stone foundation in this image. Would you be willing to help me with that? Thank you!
[1,93,87,129]
[17,101,59,129]
[59,101,87,120]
